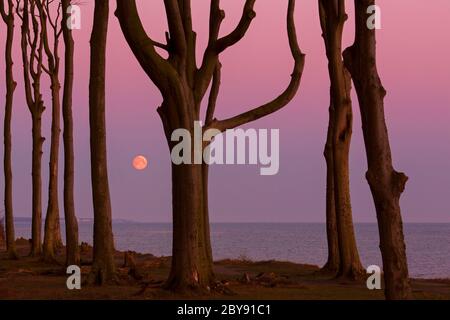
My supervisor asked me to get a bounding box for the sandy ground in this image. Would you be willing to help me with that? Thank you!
[1,240,449,300]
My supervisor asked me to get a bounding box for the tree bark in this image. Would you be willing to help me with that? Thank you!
[88,0,116,284]
[61,0,80,267]
[1,0,18,259]
[343,0,412,299]
[319,0,363,279]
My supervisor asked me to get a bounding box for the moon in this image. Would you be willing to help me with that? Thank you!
[132,155,148,170]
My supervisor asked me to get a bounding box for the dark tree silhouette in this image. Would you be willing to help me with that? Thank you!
[36,0,64,262]
[318,0,363,278]
[116,0,305,292]
[61,0,79,266]
[343,0,412,299]
[1,0,18,259]
[17,0,45,257]
[88,0,116,284]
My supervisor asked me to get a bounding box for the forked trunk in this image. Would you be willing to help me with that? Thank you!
[116,0,304,293]
[61,0,80,266]
[88,0,116,284]
[343,0,411,299]
[43,75,62,262]
[319,0,363,279]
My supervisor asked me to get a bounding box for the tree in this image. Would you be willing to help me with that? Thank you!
[88,0,116,284]
[36,0,64,262]
[343,0,412,299]
[318,0,363,278]
[116,0,305,291]
[17,0,46,257]
[61,0,79,266]
[1,0,18,259]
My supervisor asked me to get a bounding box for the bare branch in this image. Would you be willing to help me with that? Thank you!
[163,0,186,59]
[215,0,256,53]
[207,0,305,132]
[195,0,255,105]
[115,0,178,92]
[205,61,221,125]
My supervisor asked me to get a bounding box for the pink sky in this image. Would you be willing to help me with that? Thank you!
[1,1,450,222]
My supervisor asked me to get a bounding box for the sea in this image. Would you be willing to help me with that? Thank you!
[13,220,450,279]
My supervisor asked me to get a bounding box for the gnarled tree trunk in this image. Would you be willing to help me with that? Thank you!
[343,0,412,299]
[88,0,116,284]
[61,0,80,267]
[37,0,64,262]
[1,0,18,259]
[319,0,363,279]
[18,0,46,257]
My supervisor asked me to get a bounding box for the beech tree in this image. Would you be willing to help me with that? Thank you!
[17,0,45,256]
[1,0,18,259]
[36,0,64,262]
[61,0,79,266]
[343,0,412,299]
[318,0,363,278]
[116,0,305,291]
[88,0,116,284]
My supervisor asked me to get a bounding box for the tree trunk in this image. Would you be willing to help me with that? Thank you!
[343,0,412,300]
[43,75,62,262]
[162,102,214,292]
[88,0,116,284]
[321,109,339,273]
[1,0,18,259]
[31,113,44,257]
[165,162,214,292]
[319,0,363,279]
[61,0,80,267]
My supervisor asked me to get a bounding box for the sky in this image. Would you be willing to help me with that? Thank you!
[0,0,449,223]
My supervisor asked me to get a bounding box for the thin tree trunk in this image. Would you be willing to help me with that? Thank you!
[321,109,339,273]
[61,0,80,266]
[319,0,363,279]
[1,0,18,259]
[88,0,116,284]
[343,0,412,299]
[19,0,45,257]
[31,113,44,257]
[43,74,62,262]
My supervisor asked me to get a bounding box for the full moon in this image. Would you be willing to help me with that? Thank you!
[132,155,148,170]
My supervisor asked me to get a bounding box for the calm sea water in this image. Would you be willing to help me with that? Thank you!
[14,222,450,279]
